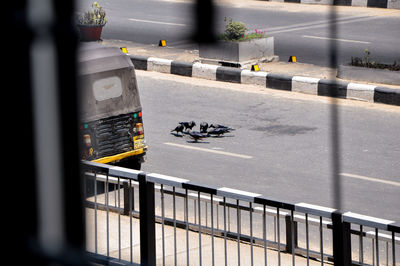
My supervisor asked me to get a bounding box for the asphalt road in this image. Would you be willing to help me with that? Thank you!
[134,70,400,222]
[76,0,400,67]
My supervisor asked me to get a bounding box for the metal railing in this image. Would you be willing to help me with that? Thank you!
[82,161,399,266]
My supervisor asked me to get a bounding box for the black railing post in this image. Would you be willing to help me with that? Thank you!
[285,214,298,253]
[332,211,352,266]
[123,182,134,216]
[139,173,156,266]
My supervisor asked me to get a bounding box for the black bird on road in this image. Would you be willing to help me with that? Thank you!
[179,121,196,131]
[171,124,184,135]
[207,127,230,137]
[209,124,235,131]
[200,122,209,133]
[188,131,207,142]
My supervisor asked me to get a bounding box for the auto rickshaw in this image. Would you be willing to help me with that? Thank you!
[78,43,147,169]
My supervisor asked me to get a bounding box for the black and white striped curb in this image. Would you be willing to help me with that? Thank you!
[129,55,400,107]
[82,160,400,233]
[268,0,400,9]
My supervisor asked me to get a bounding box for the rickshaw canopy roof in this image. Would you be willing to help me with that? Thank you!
[78,43,133,76]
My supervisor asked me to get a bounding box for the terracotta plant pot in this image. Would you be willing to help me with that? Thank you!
[77,24,105,42]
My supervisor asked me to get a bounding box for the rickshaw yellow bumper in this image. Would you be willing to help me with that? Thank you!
[91,146,147,164]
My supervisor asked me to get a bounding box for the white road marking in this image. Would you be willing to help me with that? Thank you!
[340,173,400,187]
[128,18,187,27]
[267,14,390,35]
[302,35,370,44]
[164,142,253,159]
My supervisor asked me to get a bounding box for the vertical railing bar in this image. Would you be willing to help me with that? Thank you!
[161,184,165,266]
[211,194,215,266]
[173,186,177,266]
[320,216,324,265]
[114,183,117,208]
[132,186,135,211]
[104,181,106,205]
[94,172,98,254]
[106,173,109,257]
[237,199,241,266]
[228,206,231,232]
[392,231,396,266]
[376,228,379,266]
[360,225,364,265]
[372,238,375,266]
[250,202,254,266]
[185,189,189,266]
[224,197,228,266]
[274,216,277,243]
[217,201,219,230]
[118,177,121,260]
[277,208,281,266]
[129,180,133,264]
[386,241,389,266]
[84,174,87,201]
[194,198,197,224]
[291,210,295,266]
[206,201,208,228]
[198,191,202,266]
[263,204,267,266]
[306,213,309,266]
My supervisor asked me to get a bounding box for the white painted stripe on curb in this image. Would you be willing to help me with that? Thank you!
[347,83,376,91]
[292,76,320,95]
[192,63,218,81]
[241,70,268,86]
[351,0,368,7]
[388,1,400,9]
[164,142,253,159]
[341,172,400,187]
[346,83,376,102]
[147,57,172,73]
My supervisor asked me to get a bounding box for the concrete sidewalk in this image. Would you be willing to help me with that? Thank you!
[85,207,325,265]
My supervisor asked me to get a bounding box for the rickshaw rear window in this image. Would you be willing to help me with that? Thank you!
[93,76,123,101]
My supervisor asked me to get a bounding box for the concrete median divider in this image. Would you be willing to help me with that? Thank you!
[128,55,400,106]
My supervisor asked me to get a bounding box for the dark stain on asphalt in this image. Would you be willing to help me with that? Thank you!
[251,124,317,136]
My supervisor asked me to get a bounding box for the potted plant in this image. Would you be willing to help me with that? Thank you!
[199,18,276,67]
[77,2,107,42]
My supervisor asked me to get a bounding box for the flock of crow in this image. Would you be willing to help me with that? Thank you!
[170,121,235,142]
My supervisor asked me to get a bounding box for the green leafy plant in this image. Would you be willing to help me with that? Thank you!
[218,18,267,42]
[224,18,247,40]
[77,2,107,26]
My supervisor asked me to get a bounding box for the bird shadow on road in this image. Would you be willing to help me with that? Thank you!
[170,133,184,137]
[208,135,235,138]
[186,140,210,144]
